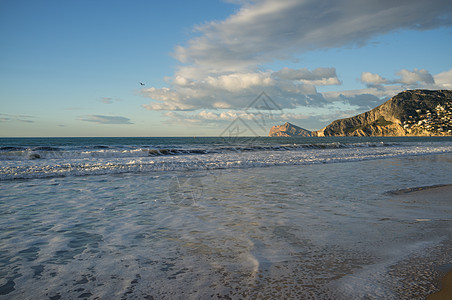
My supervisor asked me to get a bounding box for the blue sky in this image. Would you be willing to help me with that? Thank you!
[1,0,452,137]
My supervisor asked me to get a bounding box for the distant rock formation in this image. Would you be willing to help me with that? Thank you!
[312,90,452,136]
[269,122,312,137]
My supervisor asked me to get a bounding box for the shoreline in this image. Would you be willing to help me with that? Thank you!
[385,183,452,196]
[389,184,452,299]
[428,269,452,300]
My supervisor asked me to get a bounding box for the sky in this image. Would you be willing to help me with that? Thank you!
[1,0,452,137]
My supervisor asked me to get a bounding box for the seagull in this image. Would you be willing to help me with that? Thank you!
[139,82,145,86]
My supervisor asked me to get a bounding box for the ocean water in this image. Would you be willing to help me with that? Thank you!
[1,137,451,299]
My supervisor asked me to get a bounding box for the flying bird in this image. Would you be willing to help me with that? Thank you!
[139,82,145,86]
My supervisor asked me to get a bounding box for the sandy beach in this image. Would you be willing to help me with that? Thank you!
[428,269,452,300]
[388,184,452,200]
[391,184,452,299]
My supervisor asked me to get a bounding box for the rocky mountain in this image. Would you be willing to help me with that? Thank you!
[269,122,312,137]
[312,90,452,136]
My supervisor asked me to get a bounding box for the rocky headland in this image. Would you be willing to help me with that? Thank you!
[311,90,452,136]
[269,122,312,137]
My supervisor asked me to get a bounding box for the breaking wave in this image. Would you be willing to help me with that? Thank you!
[0,142,396,161]
[0,140,451,180]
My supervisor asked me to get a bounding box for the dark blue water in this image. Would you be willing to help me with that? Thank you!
[1,136,452,149]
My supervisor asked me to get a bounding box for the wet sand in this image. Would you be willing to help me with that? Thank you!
[386,183,452,198]
[391,184,452,299]
[1,155,450,299]
[428,269,452,300]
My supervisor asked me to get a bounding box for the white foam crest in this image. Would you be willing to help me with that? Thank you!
[0,141,404,162]
[0,148,156,161]
[328,240,440,299]
[1,143,451,180]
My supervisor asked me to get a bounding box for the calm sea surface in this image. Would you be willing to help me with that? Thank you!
[1,137,451,299]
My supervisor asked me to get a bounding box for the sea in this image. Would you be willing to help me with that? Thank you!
[1,136,451,299]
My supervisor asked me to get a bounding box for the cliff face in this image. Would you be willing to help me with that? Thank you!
[269,122,312,137]
[313,90,452,136]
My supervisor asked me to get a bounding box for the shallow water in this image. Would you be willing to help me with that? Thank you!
[1,152,451,299]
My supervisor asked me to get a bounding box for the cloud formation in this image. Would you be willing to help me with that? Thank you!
[80,115,133,125]
[434,68,452,89]
[360,72,389,86]
[273,67,341,86]
[396,69,434,86]
[99,97,114,104]
[142,0,452,113]
[174,0,451,76]
[360,68,442,89]
[329,67,452,112]
[142,68,336,111]
[0,114,35,123]
[164,110,317,131]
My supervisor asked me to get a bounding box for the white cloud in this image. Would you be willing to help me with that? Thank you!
[199,110,221,120]
[212,101,232,109]
[274,67,341,86]
[274,67,337,81]
[205,72,274,92]
[162,110,287,131]
[434,68,452,89]
[142,101,197,111]
[173,75,192,86]
[142,68,336,111]
[279,112,310,120]
[142,0,451,113]
[162,105,363,132]
[360,72,389,85]
[173,0,452,76]
[396,68,435,85]
[323,87,400,101]
[360,68,450,91]
[326,67,452,112]
[163,111,250,125]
